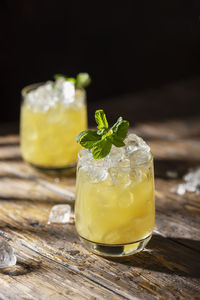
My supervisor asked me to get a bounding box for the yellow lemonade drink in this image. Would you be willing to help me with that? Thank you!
[75,134,155,257]
[20,78,87,168]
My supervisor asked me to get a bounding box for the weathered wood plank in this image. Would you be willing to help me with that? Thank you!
[136,118,200,140]
[0,161,75,203]
[0,197,199,300]
[0,119,199,299]
[0,237,123,300]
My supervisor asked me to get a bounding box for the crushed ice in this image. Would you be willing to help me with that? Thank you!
[124,133,150,156]
[48,204,71,224]
[176,168,200,195]
[78,133,151,185]
[0,238,17,268]
[25,77,84,111]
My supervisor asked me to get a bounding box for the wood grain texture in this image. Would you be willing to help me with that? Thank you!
[0,119,199,300]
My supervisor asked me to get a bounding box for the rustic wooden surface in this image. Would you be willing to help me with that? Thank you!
[0,119,200,300]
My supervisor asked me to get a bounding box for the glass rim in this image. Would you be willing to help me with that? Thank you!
[21,82,85,97]
[78,150,153,169]
[21,82,43,97]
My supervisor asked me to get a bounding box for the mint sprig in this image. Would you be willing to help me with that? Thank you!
[76,73,91,88]
[53,73,91,88]
[76,130,101,149]
[76,110,129,159]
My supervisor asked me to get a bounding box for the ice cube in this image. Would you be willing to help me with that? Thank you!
[62,81,75,104]
[78,149,93,167]
[130,168,143,183]
[177,184,186,195]
[26,81,57,112]
[125,134,150,156]
[0,238,17,268]
[25,77,76,112]
[166,170,178,179]
[88,159,108,182]
[55,78,75,105]
[118,191,134,208]
[89,167,108,182]
[48,204,71,224]
[54,77,66,90]
[78,149,93,175]
[177,168,200,195]
[130,149,151,167]
[109,167,132,188]
[108,146,125,167]
[78,149,109,182]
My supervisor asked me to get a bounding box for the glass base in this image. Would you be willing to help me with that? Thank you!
[80,234,152,257]
[28,162,76,176]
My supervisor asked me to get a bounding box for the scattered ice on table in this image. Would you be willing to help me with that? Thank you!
[166,170,178,179]
[0,238,17,268]
[54,177,60,183]
[48,204,71,224]
[177,168,200,195]
[143,248,153,253]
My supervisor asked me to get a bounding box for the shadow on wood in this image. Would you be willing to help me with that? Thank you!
[154,158,200,179]
[107,234,200,278]
[0,259,41,276]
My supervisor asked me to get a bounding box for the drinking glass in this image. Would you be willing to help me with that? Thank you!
[75,143,155,257]
[20,82,87,170]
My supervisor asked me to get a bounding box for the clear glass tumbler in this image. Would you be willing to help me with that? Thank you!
[20,82,87,170]
[75,142,155,257]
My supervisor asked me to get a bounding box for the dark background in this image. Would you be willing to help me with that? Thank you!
[1,1,200,125]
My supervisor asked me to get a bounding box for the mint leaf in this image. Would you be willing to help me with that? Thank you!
[95,110,108,131]
[76,130,101,149]
[76,73,91,88]
[54,74,76,84]
[66,77,76,84]
[54,73,91,88]
[92,139,112,159]
[97,129,106,135]
[76,110,129,159]
[54,74,68,81]
[76,130,89,143]
[111,117,129,140]
[111,135,125,147]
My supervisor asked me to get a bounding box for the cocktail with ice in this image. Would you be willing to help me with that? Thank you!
[75,110,155,257]
[20,74,89,169]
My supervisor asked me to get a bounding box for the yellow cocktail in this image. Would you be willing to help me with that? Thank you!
[20,79,87,168]
[75,134,155,257]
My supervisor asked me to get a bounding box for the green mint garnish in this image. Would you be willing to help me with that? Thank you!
[54,74,68,81]
[76,73,91,88]
[53,73,91,88]
[76,130,101,149]
[76,110,129,159]
[95,109,109,135]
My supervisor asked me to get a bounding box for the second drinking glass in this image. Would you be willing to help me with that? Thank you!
[20,74,89,169]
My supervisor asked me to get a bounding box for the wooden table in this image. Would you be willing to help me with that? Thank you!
[0,119,199,300]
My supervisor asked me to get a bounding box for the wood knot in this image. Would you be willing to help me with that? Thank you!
[0,260,41,276]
